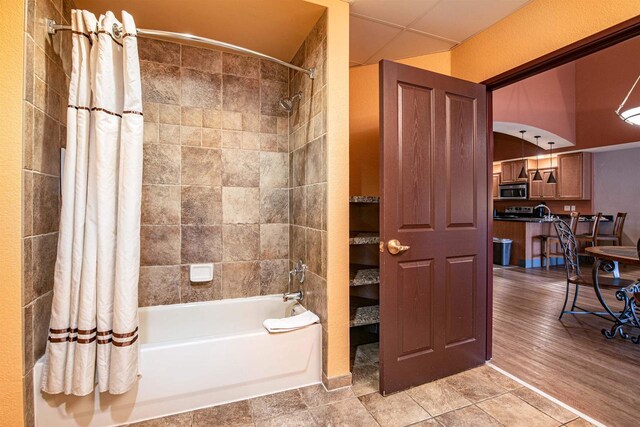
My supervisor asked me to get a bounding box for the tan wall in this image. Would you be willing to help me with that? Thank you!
[1,0,25,424]
[349,52,451,197]
[451,0,640,83]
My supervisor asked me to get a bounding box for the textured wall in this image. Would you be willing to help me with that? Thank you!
[21,0,74,425]
[349,52,451,197]
[138,37,291,305]
[593,147,640,245]
[451,0,640,83]
[1,0,26,424]
[288,11,329,374]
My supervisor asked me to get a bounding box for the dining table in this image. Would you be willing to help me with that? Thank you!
[586,245,640,342]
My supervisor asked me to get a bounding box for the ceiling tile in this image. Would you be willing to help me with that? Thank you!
[410,0,530,42]
[350,15,403,65]
[365,30,455,64]
[350,0,440,27]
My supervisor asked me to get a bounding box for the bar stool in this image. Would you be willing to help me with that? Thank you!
[597,212,627,246]
[536,212,580,270]
[576,212,603,256]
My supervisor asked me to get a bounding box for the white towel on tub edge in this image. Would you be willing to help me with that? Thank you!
[263,311,320,333]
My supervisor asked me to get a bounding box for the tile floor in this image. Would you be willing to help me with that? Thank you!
[127,343,597,426]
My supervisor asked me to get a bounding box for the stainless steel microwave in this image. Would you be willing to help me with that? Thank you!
[498,183,528,200]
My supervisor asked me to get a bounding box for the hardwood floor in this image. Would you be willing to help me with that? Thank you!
[492,265,640,426]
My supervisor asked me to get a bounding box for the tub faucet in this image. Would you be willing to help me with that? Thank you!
[535,204,553,221]
[283,290,304,302]
[284,260,307,302]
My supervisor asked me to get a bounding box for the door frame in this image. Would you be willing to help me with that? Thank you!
[482,14,640,360]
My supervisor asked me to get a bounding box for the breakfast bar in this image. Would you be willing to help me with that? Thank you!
[494,216,612,267]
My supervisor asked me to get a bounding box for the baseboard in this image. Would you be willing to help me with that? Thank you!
[322,372,352,390]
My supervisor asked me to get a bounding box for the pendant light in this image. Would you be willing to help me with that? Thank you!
[616,73,640,125]
[532,135,543,181]
[547,141,557,184]
[517,130,528,179]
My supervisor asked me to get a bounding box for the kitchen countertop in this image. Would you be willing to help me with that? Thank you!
[494,216,611,223]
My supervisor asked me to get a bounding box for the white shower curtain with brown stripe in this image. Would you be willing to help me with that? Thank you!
[41,9,143,396]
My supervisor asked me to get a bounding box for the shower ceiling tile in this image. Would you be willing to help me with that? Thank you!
[366,30,455,65]
[410,0,531,43]
[350,0,439,27]
[349,15,402,65]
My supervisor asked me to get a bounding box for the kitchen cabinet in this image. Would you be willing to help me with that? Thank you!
[492,173,501,200]
[557,152,592,200]
[528,168,557,199]
[501,159,528,183]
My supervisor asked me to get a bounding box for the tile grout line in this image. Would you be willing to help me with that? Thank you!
[487,362,606,427]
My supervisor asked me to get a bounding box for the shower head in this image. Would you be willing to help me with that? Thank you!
[279,92,302,112]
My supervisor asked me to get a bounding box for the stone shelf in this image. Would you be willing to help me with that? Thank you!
[350,296,380,327]
[349,232,380,245]
[349,196,380,204]
[349,264,380,287]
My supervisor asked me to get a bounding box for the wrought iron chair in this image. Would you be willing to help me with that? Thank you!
[554,219,636,320]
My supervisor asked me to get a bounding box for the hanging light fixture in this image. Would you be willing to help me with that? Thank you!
[517,130,528,179]
[616,73,640,125]
[547,141,557,184]
[532,135,543,181]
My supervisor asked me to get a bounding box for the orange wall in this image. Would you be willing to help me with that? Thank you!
[0,0,25,424]
[451,0,640,83]
[304,0,351,383]
[349,52,451,196]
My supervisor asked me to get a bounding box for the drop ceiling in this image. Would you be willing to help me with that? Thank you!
[349,0,531,66]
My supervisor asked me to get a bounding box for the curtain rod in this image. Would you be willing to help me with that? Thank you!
[45,19,315,79]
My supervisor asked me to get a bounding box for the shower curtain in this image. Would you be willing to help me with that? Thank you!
[41,10,143,396]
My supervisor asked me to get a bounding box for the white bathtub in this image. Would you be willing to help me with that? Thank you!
[33,295,322,426]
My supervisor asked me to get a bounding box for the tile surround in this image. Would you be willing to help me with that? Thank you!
[287,11,329,381]
[138,35,296,308]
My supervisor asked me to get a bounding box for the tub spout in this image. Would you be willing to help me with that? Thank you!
[283,290,303,302]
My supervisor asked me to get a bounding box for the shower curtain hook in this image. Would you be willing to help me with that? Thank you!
[112,22,123,39]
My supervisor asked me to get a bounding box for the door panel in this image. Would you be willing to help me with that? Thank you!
[445,256,476,347]
[380,60,488,394]
[399,83,434,229]
[446,93,477,228]
[398,260,434,356]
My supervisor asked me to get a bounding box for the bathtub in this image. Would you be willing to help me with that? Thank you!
[33,295,322,426]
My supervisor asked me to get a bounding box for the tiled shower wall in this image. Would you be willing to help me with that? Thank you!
[138,37,291,305]
[22,0,74,425]
[288,13,328,370]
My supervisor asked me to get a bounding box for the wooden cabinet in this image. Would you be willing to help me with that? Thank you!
[557,152,592,200]
[501,159,528,183]
[528,168,557,199]
[492,173,501,200]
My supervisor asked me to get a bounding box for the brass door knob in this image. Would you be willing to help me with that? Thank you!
[387,239,410,255]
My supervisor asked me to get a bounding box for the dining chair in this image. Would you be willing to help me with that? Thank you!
[554,219,635,320]
[597,212,627,246]
[575,212,603,256]
[536,212,580,270]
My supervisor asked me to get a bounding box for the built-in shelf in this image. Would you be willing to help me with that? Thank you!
[349,196,380,204]
[349,232,380,245]
[349,264,380,287]
[350,296,380,327]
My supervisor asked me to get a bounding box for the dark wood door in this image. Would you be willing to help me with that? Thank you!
[379,60,488,394]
